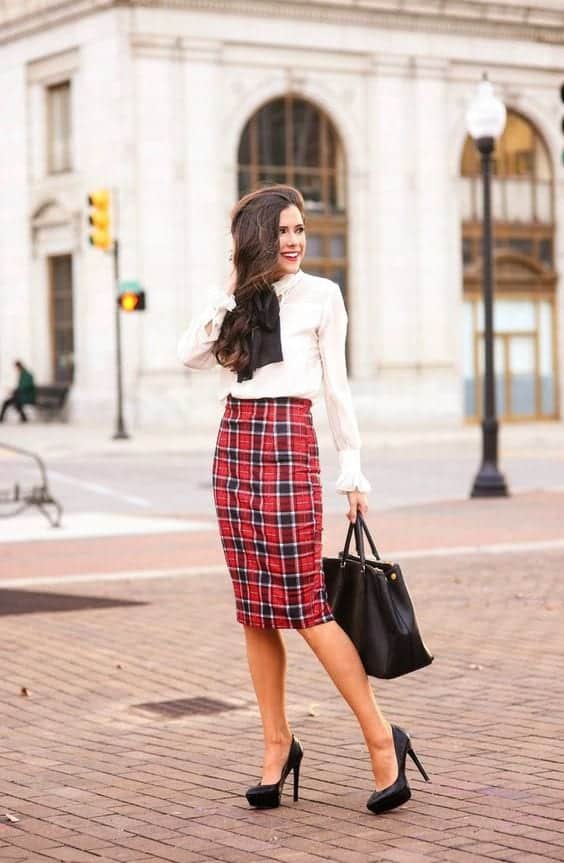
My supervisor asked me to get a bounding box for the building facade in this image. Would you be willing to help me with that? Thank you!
[0,0,563,431]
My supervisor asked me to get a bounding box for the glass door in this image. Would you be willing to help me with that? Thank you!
[464,297,557,421]
[476,332,537,420]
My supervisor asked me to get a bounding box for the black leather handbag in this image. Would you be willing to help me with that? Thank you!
[323,514,434,679]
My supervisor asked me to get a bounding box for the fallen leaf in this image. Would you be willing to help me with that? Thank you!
[1,813,20,823]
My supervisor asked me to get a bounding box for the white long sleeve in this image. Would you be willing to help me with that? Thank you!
[177,270,371,495]
[177,290,236,369]
[318,283,372,495]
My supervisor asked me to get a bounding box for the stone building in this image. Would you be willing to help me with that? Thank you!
[0,0,562,431]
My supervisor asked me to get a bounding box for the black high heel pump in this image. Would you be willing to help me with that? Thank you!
[245,736,303,809]
[366,724,430,815]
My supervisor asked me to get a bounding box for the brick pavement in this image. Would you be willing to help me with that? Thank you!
[1,493,564,862]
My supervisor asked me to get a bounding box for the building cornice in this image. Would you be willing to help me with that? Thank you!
[0,0,563,45]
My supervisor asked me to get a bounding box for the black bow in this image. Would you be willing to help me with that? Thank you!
[237,289,284,383]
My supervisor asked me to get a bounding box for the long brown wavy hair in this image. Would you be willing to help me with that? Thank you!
[214,184,305,375]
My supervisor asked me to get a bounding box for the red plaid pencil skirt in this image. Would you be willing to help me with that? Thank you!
[212,395,335,629]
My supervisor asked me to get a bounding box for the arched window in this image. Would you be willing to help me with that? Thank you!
[460,111,557,421]
[238,96,348,299]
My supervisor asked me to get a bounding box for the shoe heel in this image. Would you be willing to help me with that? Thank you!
[293,761,301,802]
[407,745,430,782]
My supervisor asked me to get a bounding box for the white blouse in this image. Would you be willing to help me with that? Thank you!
[177,269,371,495]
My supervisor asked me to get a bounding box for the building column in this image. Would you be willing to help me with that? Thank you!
[369,55,419,419]
[133,38,226,428]
[0,64,32,386]
[412,57,462,422]
[367,54,461,423]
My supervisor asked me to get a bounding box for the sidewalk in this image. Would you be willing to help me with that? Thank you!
[1,416,564,459]
[1,491,564,862]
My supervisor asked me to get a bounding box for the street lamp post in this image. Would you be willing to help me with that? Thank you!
[466,75,509,498]
[112,239,129,440]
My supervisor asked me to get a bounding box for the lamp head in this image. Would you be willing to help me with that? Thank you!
[466,74,506,141]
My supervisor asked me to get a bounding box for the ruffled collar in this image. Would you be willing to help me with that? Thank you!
[272,268,304,298]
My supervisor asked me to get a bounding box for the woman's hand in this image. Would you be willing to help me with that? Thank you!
[346,491,368,524]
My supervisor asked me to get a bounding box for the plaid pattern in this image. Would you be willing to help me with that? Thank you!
[212,395,335,629]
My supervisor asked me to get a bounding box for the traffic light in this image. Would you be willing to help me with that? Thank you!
[87,189,112,249]
[118,282,146,312]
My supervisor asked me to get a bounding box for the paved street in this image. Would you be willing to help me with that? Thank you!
[1,422,564,862]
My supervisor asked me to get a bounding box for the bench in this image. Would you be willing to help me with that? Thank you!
[34,384,69,421]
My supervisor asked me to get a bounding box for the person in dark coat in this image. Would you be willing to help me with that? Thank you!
[0,360,36,423]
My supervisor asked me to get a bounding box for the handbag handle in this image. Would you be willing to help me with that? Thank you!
[340,514,381,567]
[341,514,380,570]
[354,518,366,572]
[356,513,381,560]
[341,520,356,566]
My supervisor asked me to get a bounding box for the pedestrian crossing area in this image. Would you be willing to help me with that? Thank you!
[0,511,215,543]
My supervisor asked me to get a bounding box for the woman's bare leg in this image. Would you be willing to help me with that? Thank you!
[297,620,397,790]
[243,625,294,785]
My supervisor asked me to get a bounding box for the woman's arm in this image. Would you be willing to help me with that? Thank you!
[318,281,372,509]
[177,272,236,370]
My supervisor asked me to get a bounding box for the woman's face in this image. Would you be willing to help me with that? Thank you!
[277,205,306,276]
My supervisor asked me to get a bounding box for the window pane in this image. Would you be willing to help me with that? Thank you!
[47,81,71,174]
[535,138,551,182]
[460,178,473,221]
[327,270,346,293]
[294,171,323,212]
[463,302,475,418]
[326,124,338,168]
[238,125,251,165]
[292,99,320,168]
[509,336,536,417]
[508,237,533,256]
[329,170,346,214]
[539,237,553,267]
[55,297,68,322]
[461,137,480,176]
[257,169,287,187]
[306,234,323,257]
[542,375,555,416]
[539,301,555,415]
[257,99,285,166]
[496,112,534,177]
[462,237,473,267]
[494,337,505,417]
[491,178,504,220]
[535,182,552,223]
[492,299,535,333]
[505,179,533,221]
[50,255,74,384]
[329,235,345,258]
[238,169,252,198]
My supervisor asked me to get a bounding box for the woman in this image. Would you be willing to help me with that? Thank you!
[177,185,428,814]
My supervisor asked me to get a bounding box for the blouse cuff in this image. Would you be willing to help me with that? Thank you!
[336,449,372,495]
[199,290,237,342]
[212,290,237,313]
